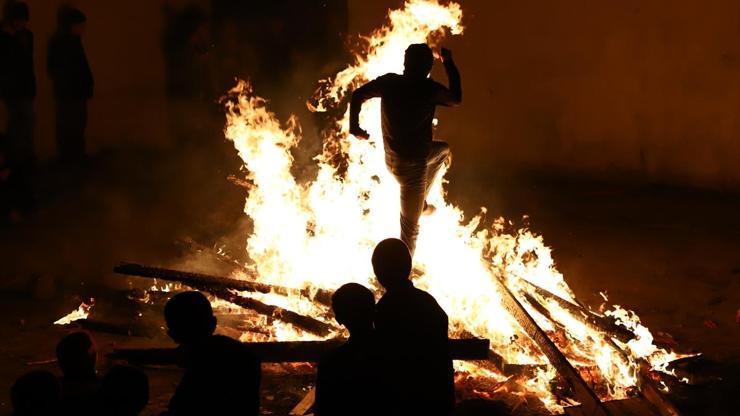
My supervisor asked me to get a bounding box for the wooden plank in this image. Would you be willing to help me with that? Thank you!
[565,397,659,416]
[517,278,635,343]
[637,363,682,416]
[115,263,335,336]
[289,388,315,416]
[109,338,490,364]
[494,278,610,416]
[114,262,333,306]
[199,285,335,337]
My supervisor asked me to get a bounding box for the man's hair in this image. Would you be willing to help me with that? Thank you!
[332,283,375,329]
[404,43,434,77]
[4,2,30,21]
[57,5,86,30]
[371,238,412,289]
[56,331,97,378]
[164,291,216,344]
[101,365,150,415]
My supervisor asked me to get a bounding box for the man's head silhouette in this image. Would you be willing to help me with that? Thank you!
[56,6,86,35]
[372,238,412,291]
[5,2,30,30]
[403,43,434,78]
[11,370,60,416]
[164,291,216,345]
[332,283,375,333]
[56,331,97,379]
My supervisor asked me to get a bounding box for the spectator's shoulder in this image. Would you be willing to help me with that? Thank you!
[413,287,445,310]
[376,72,402,83]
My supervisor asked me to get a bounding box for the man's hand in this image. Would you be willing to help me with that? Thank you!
[350,125,370,140]
[440,47,453,63]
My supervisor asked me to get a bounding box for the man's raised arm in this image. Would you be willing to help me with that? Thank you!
[349,78,384,139]
[434,48,462,106]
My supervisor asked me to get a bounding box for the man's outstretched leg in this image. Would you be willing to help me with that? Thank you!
[389,159,427,255]
[422,141,451,215]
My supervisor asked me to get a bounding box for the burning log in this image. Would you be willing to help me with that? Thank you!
[517,278,635,343]
[637,362,682,416]
[494,277,610,416]
[289,388,315,416]
[114,263,333,306]
[114,263,334,336]
[203,285,335,337]
[109,338,490,364]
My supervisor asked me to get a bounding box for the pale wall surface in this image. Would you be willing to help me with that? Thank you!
[349,0,740,189]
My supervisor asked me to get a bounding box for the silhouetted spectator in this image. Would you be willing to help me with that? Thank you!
[99,365,149,416]
[163,291,260,416]
[0,1,36,215]
[350,44,461,254]
[372,238,454,415]
[162,4,219,148]
[47,6,93,163]
[0,138,16,221]
[315,283,386,416]
[11,370,61,416]
[56,331,100,415]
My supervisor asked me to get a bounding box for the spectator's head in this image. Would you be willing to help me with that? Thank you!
[372,238,412,291]
[11,370,60,416]
[56,331,97,380]
[57,5,86,35]
[4,2,30,31]
[331,283,375,334]
[100,365,149,416]
[404,43,434,78]
[164,291,216,345]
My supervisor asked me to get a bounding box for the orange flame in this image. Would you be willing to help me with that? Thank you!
[223,0,683,410]
[54,301,93,325]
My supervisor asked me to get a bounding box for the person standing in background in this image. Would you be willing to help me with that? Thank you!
[47,6,93,164]
[0,1,36,216]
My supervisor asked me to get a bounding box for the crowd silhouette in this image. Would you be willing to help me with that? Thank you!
[9,239,508,415]
[1,1,92,223]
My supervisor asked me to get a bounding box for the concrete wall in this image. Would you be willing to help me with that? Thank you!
[7,1,740,189]
[350,0,740,189]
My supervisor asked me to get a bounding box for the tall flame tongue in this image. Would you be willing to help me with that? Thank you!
[224,0,680,411]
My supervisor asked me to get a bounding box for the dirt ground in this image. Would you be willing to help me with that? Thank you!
[0,148,738,415]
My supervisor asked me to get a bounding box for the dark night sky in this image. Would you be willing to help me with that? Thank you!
[10,0,740,189]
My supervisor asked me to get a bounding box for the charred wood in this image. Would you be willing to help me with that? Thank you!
[517,278,635,343]
[494,277,610,416]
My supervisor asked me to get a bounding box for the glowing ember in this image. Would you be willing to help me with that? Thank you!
[54,300,94,325]
[222,0,683,410]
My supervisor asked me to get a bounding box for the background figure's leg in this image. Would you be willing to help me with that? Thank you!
[423,141,451,199]
[391,161,427,255]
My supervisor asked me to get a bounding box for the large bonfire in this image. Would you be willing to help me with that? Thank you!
[222,0,680,411]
